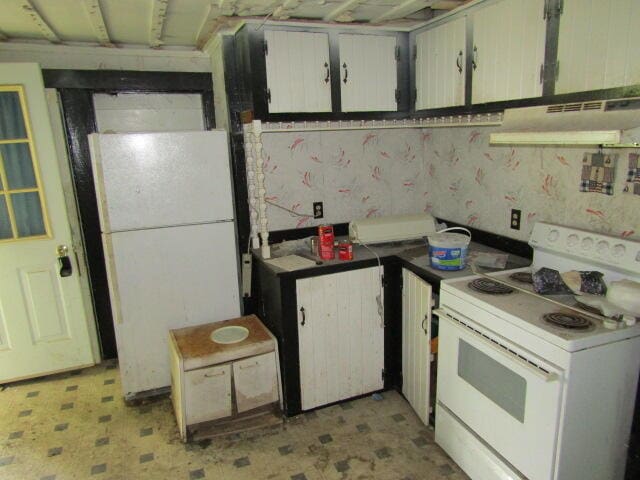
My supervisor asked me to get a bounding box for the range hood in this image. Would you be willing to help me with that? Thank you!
[490,97,640,146]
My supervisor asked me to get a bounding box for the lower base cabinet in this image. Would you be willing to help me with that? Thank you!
[401,268,433,425]
[296,266,385,410]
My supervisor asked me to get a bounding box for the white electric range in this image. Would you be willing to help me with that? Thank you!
[434,222,640,480]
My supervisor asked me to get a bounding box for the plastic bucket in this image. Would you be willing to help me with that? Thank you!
[427,227,472,271]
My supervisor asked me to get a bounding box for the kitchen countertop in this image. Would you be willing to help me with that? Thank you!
[254,237,531,282]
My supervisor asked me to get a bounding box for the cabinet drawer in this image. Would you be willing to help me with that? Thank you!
[184,364,232,425]
[233,352,278,413]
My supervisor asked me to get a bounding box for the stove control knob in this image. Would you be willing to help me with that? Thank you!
[567,234,579,247]
[547,229,560,242]
[581,237,594,250]
[596,240,610,255]
[612,244,626,258]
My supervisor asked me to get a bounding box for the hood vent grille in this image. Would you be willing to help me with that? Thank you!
[547,101,603,114]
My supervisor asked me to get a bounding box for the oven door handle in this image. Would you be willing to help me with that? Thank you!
[434,308,559,383]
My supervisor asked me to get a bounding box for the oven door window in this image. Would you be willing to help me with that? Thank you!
[458,339,526,422]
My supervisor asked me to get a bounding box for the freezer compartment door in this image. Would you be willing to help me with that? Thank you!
[103,222,240,396]
[90,130,234,232]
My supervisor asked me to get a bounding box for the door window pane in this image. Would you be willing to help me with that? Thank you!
[12,192,45,237]
[0,91,27,140]
[0,86,49,241]
[0,195,11,239]
[458,339,527,422]
[1,143,37,189]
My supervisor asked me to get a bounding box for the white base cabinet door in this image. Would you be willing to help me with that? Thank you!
[339,34,398,112]
[264,30,332,113]
[401,269,432,425]
[415,17,466,110]
[184,364,232,426]
[471,0,547,104]
[556,0,640,94]
[296,267,384,411]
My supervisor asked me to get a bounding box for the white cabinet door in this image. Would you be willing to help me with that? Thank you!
[339,34,398,112]
[401,269,432,425]
[296,266,384,411]
[264,30,331,113]
[471,0,547,104]
[184,364,232,425]
[415,17,466,110]
[556,0,640,94]
[233,352,279,413]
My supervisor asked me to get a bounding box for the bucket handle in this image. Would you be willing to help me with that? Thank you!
[436,227,472,239]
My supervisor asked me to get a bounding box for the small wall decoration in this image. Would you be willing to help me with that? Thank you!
[580,152,616,195]
[623,153,640,195]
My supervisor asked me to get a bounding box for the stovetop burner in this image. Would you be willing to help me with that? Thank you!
[543,312,592,330]
[509,272,533,284]
[469,278,514,295]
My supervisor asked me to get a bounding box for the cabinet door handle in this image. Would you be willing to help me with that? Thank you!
[300,306,306,326]
[324,62,330,83]
[539,63,545,84]
[239,361,259,370]
[422,314,429,335]
[456,50,463,74]
[472,46,478,71]
[204,371,225,378]
[342,62,348,84]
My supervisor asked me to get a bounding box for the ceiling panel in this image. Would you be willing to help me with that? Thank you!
[0,0,469,49]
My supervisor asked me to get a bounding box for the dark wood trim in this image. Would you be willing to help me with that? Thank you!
[57,89,116,359]
[46,70,217,360]
[42,70,213,92]
[201,91,215,130]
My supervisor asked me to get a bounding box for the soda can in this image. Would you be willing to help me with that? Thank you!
[338,240,353,261]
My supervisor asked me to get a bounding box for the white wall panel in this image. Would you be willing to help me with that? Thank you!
[556,0,640,94]
[401,269,432,425]
[297,266,383,410]
[416,17,466,110]
[265,30,331,113]
[93,93,204,133]
[339,34,397,112]
[471,0,546,104]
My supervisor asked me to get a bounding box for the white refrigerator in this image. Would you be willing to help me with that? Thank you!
[89,130,241,398]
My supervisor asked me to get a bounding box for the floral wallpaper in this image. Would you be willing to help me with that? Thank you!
[260,128,429,230]
[258,126,640,241]
[423,126,640,241]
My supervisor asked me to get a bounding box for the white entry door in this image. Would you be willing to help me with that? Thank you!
[0,63,95,383]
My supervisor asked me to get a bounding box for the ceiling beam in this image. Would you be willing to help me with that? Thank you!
[217,0,236,16]
[273,0,302,20]
[371,0,437,23]
[149,0,169,48]
[323,0,364,22]
[82,0,112,46]
[195,2,223,49]
[19,0,60,43]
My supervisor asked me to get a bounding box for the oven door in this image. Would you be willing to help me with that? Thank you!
[436,307,563,480]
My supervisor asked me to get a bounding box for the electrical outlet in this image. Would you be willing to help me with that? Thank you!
[510,209,521,230]
[313,202,324,219]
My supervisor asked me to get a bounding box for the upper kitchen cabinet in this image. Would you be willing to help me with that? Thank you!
[339,34,398,112]
[555,0,640,94]
[264,30,332,113]
[415,17,466,110]
[471,0,547,104]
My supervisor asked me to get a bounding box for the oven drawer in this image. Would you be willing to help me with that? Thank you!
[436,308,564,480]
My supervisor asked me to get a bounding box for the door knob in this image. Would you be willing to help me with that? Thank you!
[57,245,73,277]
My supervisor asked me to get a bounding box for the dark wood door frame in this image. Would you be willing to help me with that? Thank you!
[44,69,215,359]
